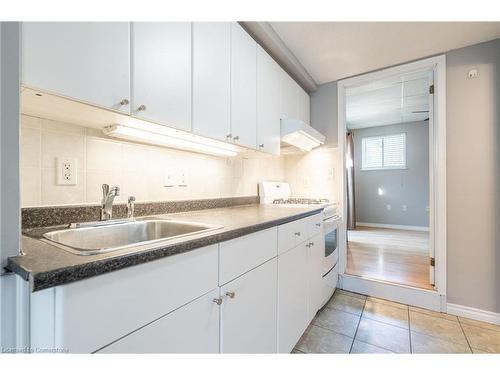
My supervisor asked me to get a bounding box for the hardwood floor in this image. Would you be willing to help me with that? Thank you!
[346,226,434,290]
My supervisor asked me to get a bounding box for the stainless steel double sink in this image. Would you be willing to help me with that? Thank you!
[42,217,223,255]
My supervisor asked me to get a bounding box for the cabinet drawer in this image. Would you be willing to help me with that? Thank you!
[98,289,220,353]
[52,244,218,353]
[277,216,309,255]
[219,227,277,285]
[307,213,324,238]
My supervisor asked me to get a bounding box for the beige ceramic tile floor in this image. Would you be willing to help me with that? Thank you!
[294,289,500,354]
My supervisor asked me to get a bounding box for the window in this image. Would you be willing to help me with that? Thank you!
[361,133,406,170]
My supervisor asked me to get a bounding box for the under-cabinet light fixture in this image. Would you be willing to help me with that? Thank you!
[103,124,238,157]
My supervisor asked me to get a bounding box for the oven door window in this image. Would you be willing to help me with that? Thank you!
[325,227,337,258]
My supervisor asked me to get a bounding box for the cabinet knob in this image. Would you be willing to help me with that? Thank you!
[225,291,236,299]
[315,223,321,227]
[294,232,301,236]
[120,99,129,105]
[213,297,223,305]
[259,144,264,148]
[311,242,314,246]
[233,136,239,141]
[137,104,147,111]
[306,243,311,248]
[226,134,232,141]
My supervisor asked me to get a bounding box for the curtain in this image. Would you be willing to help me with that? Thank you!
[346,132,356,230]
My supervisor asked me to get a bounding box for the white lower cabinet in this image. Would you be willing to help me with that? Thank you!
[29,215,323,354]
[220,258,278,353]
[277,244,308,353]
[98,289,220,353]
[307,233,325,321]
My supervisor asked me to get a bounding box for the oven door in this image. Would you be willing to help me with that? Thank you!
[323,216,340,276]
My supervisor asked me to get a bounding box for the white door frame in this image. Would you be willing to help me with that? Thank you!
[337,55,447,311]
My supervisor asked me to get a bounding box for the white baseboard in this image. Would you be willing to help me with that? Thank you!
[356,222,430,232]
[447,303,500,325]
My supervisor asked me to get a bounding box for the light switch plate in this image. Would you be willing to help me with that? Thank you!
[56,158,77,185]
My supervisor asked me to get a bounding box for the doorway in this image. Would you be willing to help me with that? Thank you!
[337,56,447,310]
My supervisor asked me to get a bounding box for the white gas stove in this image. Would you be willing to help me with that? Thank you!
[259,181,338,219]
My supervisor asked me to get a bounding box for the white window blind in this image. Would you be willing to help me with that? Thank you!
[362,133,406,170]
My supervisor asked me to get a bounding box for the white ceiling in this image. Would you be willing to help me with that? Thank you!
[270,22,500,84]
[346,70,431,129]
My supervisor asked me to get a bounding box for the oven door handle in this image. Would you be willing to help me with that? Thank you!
[324,216,340,231]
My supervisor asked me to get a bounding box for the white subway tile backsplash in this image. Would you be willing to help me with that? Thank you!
[21,126,41,168]
[21,115,334,207]
[21,115,285,207]
[41,167,86,205]
[86,137,124,172]
[21,115,41,130]
[41,129,85,169]
[21,166,41,207]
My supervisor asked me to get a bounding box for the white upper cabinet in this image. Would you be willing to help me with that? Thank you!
[280,70,299,120]
[280,69,310,124]
[192,22,231,141]
[22,22,131,113]
[257,46,281,155]
[298,87,310,124]
[230,23,257,149]
[131,22,191,131]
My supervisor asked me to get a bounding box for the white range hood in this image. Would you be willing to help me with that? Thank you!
[280,119,326,153]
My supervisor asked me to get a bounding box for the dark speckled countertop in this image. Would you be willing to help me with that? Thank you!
[8,204,323,292]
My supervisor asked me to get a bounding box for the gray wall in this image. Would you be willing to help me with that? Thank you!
[0,22,21,351]
[352,121,429,227]
[310,38,500,313]
[310,81,338,147]
[446,38,500,313]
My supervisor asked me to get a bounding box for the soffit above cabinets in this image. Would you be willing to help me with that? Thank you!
[346,70,431,129]
[269,22,500,84]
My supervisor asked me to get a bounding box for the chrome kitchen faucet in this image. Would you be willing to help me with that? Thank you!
[100,184,120,221]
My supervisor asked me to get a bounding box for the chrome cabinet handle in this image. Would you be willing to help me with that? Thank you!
[225,291,236,299]
[310,242,314,246]
[233,136,239,141]
[226,133,232,141]
[137,104,147,111]
[213,297,223,305]
[259,144,264,148]
[306,243,311,248]
[315,223,321,227]
[294,232,301,236]
[120,99,129,105]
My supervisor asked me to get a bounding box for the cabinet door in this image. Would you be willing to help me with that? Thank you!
[297,87,310,124]
[98,289,220,353]
[220,258,277,353]
[22,22,130,113]
[131,22,191,131]
[280,70,298,120]
[277,244,308,353]
[307,233,325,321]
[257,46,281,155]
[230,23,257,149]
[192,22,231,141]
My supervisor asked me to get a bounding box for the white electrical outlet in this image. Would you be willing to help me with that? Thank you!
[386,204,392,211]
[178,169,188,187]
[467,69,478,79]
[56,158,77,185]
[163,168,177,187]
